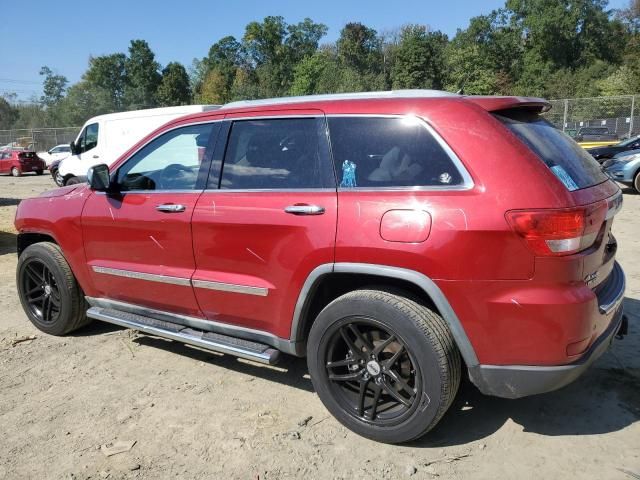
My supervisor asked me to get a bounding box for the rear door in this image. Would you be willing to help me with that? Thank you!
[82,121,220,316]
[191,110,337,339]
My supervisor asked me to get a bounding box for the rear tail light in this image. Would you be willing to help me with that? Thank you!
[506,203,607,256]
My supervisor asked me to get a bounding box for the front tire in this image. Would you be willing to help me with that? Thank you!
[11,167,21,177]
[17,242,91,335]
[35,169,43,175]
[65,176,82,186]
[634,170,640,193]
[307,289,461,444]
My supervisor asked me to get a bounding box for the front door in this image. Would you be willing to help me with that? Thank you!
[191,112,337,339]
[82,122,219,316]
[76,122,100,173]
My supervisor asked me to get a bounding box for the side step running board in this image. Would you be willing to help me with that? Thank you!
[87,307,280,365]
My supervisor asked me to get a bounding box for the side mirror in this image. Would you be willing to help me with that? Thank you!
[87,164,112,191]
[69,141,79,155]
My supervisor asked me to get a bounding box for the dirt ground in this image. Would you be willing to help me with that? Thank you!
[0,173,638,480]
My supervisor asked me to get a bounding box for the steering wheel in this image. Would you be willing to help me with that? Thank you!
[158,163,193,190]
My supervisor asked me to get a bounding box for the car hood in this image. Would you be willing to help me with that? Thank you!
[588,145,619,154]
[37,185,83,198]
[613,148,640,159]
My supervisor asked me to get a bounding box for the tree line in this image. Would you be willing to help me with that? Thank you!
[2,0,640,130]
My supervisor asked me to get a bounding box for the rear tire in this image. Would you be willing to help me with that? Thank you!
[35,169,43,175]
[634,171,640,193]
[307,289,461,444]
[16,242,91,335]
[11,167,21,177]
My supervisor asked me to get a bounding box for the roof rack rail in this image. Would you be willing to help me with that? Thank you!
[220,89,459,110]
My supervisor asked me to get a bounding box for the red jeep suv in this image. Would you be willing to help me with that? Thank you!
[14,91,627,443]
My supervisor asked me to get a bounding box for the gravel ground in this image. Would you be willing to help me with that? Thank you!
[0,173,638,480]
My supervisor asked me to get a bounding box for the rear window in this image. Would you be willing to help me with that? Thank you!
[580,127,608,135]
[327,117,465,188]
[495,110,608,191]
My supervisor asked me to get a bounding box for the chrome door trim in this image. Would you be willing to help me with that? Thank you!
[85,297,297,355]
[91,266,192,287]
[192,279,269,297]
[92,265,270,296]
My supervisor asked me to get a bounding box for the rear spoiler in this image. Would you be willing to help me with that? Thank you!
[465,96,551,114]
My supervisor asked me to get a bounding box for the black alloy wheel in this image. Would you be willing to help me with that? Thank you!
[324,318,420,425]
[20,258,62,324]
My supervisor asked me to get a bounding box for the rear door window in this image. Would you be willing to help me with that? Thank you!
[495,110,608,191]
[327,116,465,188]
[219,117,334,189]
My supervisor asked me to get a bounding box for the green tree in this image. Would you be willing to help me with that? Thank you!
[55,81,115,125]
[391,25,448,89]
[241,16,328,96]
[290,51,333,95]
[199,69,229,104]
[0,97,18,129]
[124,40,161,108]
[83,53,127,109]
[336,23,382,74]
[507,0,625,70]
[39,66,68,107]
[157,62,192,106]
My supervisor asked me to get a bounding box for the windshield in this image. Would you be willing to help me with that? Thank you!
[495,110,608,191]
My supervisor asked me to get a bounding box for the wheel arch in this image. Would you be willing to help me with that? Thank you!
[17,232,59,256]
[290,263,479,367]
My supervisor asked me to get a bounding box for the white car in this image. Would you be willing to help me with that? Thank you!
[37,144,72,167]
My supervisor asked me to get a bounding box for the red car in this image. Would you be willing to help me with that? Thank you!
[0,149,45,176]
[13,91,627,443]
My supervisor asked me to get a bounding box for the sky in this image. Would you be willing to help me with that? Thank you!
[0,0,631,100]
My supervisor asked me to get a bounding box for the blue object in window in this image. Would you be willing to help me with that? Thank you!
[550,165,579,191]
[341,160,357,188]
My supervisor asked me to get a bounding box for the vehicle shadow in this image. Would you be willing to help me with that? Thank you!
[0,230,17,256]
[620,186,638,195]
[76,295,639,444]
[133,335,314,392]
[0,198,21,207]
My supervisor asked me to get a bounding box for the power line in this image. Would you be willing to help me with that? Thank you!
[0,77,41,85]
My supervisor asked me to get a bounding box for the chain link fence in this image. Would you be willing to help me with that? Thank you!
[0,127,79,152]
[546,95,638,140]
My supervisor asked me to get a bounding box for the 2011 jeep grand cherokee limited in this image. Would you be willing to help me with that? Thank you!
[14,90,627,444]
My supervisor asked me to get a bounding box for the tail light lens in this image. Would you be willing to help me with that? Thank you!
[506,203,607,256]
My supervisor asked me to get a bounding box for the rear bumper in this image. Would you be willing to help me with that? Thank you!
[468,263,626,399]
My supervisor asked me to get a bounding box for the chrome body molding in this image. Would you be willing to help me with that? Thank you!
[92,265,269,297]
[289,262,479,366]
[85,297,298,355]
[192,279,268,297]
[91,266,191,287]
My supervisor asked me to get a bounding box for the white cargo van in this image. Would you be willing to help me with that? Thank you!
[57,105,219,185]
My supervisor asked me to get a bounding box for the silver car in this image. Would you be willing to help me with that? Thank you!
[604,149,640,192]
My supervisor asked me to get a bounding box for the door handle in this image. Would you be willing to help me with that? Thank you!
[156,204,186,213]
[92,155,100,159]
[284,204,325,216]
